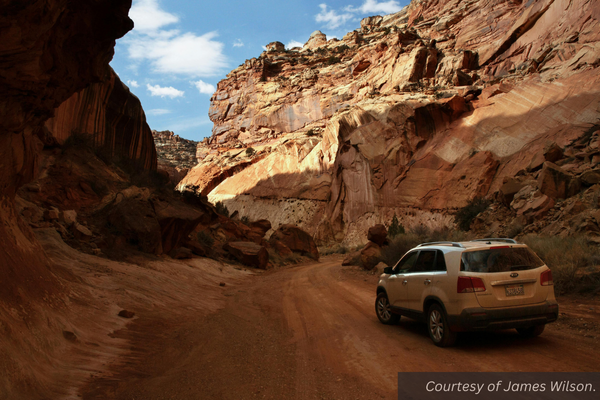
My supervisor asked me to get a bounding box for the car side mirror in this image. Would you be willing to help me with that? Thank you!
[383,266,394,274]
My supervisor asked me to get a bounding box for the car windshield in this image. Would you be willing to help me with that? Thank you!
[461,247,545,273]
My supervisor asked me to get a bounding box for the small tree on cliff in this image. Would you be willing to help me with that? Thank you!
[388,213,405,238]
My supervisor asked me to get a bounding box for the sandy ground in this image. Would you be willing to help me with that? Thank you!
[78,255,600,400]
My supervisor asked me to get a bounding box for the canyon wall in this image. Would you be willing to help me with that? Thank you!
[179,0,600,245]
[45,67,157,171]
[0,0,134,304]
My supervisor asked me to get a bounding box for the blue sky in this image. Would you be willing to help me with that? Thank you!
[110,0,409,141]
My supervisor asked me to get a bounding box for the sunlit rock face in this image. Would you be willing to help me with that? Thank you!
[152,130,198,184]
[179,0,600,245]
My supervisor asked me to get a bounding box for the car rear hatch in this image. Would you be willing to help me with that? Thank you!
[460,245,551,308]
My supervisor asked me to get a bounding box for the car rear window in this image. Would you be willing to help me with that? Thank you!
[460,247,544,273]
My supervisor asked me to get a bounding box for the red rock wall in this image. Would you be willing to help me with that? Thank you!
[180,0,600,244]
[0,0,133,303]
[46,67,158,171]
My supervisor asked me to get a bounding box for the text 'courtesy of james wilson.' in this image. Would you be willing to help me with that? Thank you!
[398,372,599,400]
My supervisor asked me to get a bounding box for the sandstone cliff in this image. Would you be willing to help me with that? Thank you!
[179,0,600,245]
[0,0,133,304]
[45,67,157,171]
[153,130,198,184]
[0,0,133,396]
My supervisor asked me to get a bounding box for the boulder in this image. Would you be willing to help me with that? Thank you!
[543,142,564,163]
[304,30,327,50]
[170,247,194,259]
[269,224,319,260]
[270,239,293,258]
[266,41,285,52]
[452,70,473,86]
[360,241,382,270]
[184,240,207,257]
[152,198,206,255]
[538,162,580,200]
[70,223,93,242]
[374,262,389,275]
[500,179,526,205]
[250,219,272,236]
[342,250,361,266]
[367,224,388,246]
[517,194,555,219]
[107,199,162,254]
[62,210,77,226]
[224,241,269,269]
[580,169,600,186]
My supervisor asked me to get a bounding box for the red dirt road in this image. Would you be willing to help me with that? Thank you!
[81,256,600,400]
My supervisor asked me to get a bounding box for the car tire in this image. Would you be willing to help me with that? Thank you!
[516,324,545,338]
[427,304,457,347]
[375,292,400,325]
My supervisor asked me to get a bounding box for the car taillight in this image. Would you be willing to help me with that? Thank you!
[541,269,553,286]
[457,276,486,293]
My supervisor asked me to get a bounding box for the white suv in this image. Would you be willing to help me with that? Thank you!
[375,239,558,347]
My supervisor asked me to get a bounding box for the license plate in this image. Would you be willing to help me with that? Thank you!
[505,284,524,297]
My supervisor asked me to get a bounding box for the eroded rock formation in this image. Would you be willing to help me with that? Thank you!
[45,67,157,170]
[179,0,600,245]
[153,130,198,184]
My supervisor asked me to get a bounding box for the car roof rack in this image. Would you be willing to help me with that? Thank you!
[417,241,465,248]
[471,238,518,244]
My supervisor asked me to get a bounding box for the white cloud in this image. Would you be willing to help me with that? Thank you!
[168,117,212,132]
[346,0,404,14]
[315,4,353,29]
[130,0,179,33]
[124,0,228,77]
[127,80,140,88]
[146,84,184,98]
[286,40,304,49]
[147,108,171,116]
[233,39,244,47]
[191,80,216,95]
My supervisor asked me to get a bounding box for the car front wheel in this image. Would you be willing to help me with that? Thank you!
[375,292,400,325]
[428,304,457,347]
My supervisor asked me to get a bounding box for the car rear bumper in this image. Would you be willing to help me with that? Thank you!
[447,301,559,331]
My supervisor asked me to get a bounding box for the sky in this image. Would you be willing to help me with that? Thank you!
[110,0,410,141]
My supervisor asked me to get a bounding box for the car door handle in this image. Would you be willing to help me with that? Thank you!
[424,279,431,285]
[402,280,408,285]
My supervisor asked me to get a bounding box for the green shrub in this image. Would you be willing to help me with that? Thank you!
[197,231,214,247]
[521,234,600,295]
[241,216,250,224]
[245,147,256,156]
[326,56,341,65]
[411,224,430,237]
[454,197,490,231]
[215,201,230,217]
[387,213,405,238]
[62,131,95,151]
[381,233,422,268]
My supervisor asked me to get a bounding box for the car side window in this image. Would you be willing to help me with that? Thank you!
[413,250,436,272]
[434,250,447,272]
[393,251,419,273]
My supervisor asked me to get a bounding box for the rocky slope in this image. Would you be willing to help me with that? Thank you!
[179,0,600,245]
[153,130,198,184]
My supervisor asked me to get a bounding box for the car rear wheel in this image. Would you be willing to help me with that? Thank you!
[428,304,457,347]
[516,324,545,338]
[376,292,400,325]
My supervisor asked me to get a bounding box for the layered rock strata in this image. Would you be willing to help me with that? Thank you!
[153,130,198,184]
[180,0,600,245]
